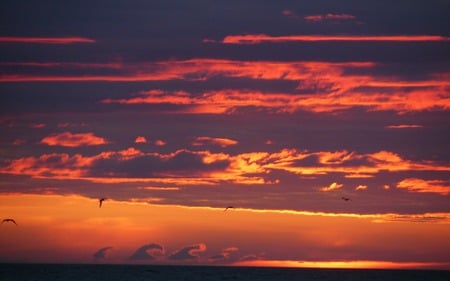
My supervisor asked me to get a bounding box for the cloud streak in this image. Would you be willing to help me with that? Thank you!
[0,36,96,44]
[397,178,449,195]
[218,34,450,44]
[40,132,109,147]
[304,13,356,22]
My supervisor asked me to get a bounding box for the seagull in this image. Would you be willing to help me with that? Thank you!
[341,197,350,201]
[2,218,17,225]
[224,206,234,212]
[99,198,107,208]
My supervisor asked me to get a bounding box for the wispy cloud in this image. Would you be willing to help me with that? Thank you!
[101,87,450,114]
[40,132,109,147]
[169,243,206,260]
[93,246,113,259]
[304,13,356,22]
[355,185,368,191]
[0,36,96,44]
[209,247,239,262]
[192,136,238,148]
[1,149,449,185]
[320,182,343,192]
[385,124,424,129]
[397,178,449,195]
[217,34,449,44]
[129,243,164,260]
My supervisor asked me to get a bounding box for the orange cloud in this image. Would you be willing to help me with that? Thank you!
[192,136,238,147]
[0,36,96,44]
[219,34,449,44]
[40,132,109,147]
[102,87,450,114]
[135,136,147,144]
[154,140,166,146]
[356,185,368,191]
[397,178,449,195]
[320,182,343,192]
[1,148,449,186]
[0,59,375,83]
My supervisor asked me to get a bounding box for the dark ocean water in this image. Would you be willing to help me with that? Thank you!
[0,263,449,281]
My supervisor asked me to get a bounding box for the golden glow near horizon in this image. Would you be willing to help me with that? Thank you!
[1,194,449,268]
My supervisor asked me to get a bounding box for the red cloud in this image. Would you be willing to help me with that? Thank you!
[397,178,449,195]
[0,36,95,44]
[40,132,109,147]
[102,87,450,114]
[220,34,449,44]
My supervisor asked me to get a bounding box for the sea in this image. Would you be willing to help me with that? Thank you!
[1,263,449,281]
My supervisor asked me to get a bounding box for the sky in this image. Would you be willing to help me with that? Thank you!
[0,0,449,269]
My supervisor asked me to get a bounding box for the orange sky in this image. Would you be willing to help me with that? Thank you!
[1,194,449,268]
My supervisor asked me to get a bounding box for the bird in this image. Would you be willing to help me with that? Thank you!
[99,198,107,208]
[2,218,17,225]
[341,197,350,201]
[224,206,234,212]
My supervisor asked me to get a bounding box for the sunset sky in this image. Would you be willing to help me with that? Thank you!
[1,0,449,269]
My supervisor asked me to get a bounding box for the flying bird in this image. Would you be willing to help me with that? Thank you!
[99,198,107,208]
[341,197,350,201]
[2,218,17,225]
[224,206,234,212]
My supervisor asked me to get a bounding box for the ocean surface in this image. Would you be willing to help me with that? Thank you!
[1,263,449,281]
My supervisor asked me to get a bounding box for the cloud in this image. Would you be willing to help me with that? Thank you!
[355,185,368,191]
[40,132,109,147]
[397,178,449,195]
[102,88,450,115]
[0,36,96,44]
[93,246,113,259]
[30,123,46,128]
[1,148,450,186]
[209,247,239,262]
[385,125,423,129]
[192,136,238,148]
[219,34,449,44]
[169,243,206,260]
[320,182,343,192]
[154,140,166,146]
[135,136,147,144]
[129,243,164,260]
[304,13,356,22]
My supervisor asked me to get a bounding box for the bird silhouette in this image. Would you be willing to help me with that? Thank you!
[224,206,234,212]
[341,197,350,201]
[99,198,107,208]
[2,218,17,225]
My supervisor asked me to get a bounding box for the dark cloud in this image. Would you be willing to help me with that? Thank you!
[88,150,229,178]
[93,246,113,260]
[129,243,164,261]
[169,244,206,260]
